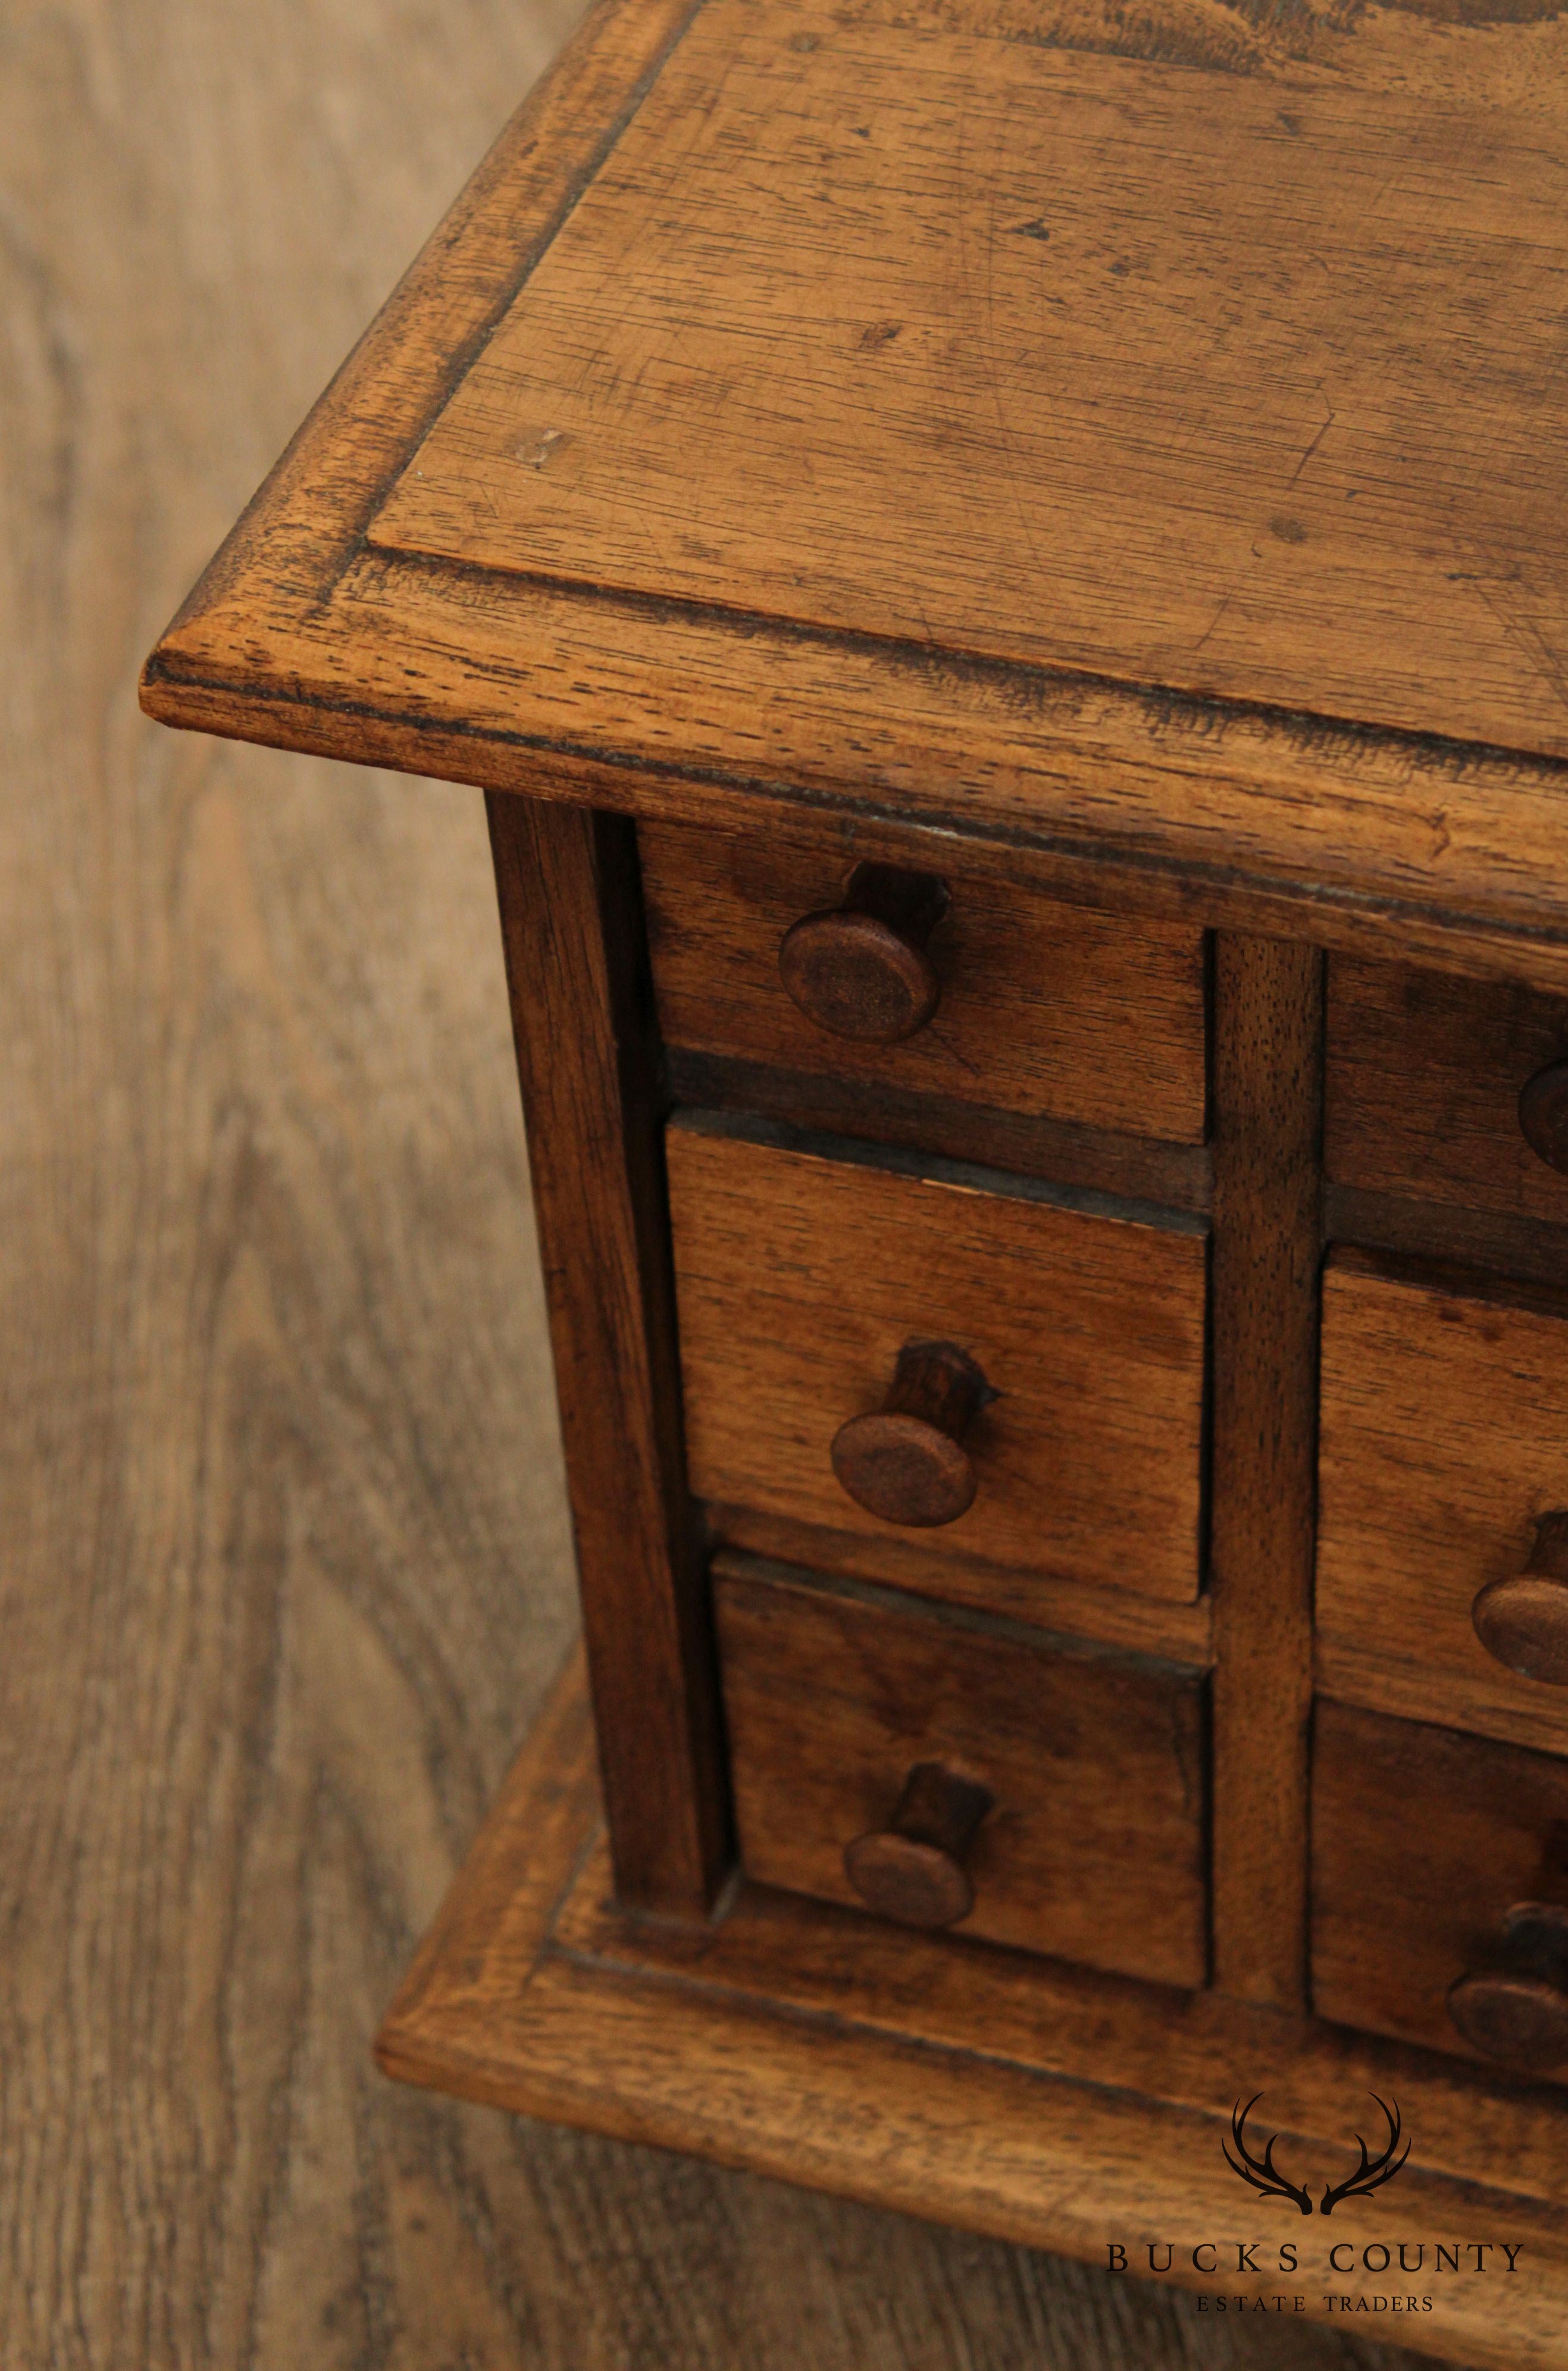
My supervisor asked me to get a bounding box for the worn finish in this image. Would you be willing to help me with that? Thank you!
[375,0,1568,764]
[667,1118,1208,1603]
[143,0,1568,993]
[1323,1183,1568,1297]
[1317,1252,1568,1755]
[642,818,1208,1143]
[666,1047,1215,1208]
[777,863,947,1045]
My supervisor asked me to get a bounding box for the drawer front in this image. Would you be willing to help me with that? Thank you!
[1314,1701,1568,2083]
[1328,958,1568,1224]
[716,1560,1208,1987]
[669,1121,1207,1604]
[1317,1250,1568,1751]
[641,821,1208,1145]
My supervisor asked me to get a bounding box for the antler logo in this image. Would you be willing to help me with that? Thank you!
[1223,2095,1315,2214]
[1320,2097,1410,2216]
[1223,2095,1409,2216]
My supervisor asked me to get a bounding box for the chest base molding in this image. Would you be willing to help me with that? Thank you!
[379,1646,1568,2371]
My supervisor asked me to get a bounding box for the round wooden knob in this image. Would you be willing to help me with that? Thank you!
[1472,1513,1568,1685]
[1519,1060,1568,1174]
[778,862,947,1044]
[844,1761,994,1928]
[1448,1903,1568,2072]
[1448,1971,1568,2073]
[831,1341,990,1527]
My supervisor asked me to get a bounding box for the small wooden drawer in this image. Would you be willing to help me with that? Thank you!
[640,821,1208,1146]
[668,1118,1207,1606]
[1315,1701,1568,2083]
[1317,1250,1568,1752]
[716,1558,1208,1987]
[1327,958,1568,1226]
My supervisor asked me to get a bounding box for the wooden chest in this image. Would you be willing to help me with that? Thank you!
[144,2,1568,2357]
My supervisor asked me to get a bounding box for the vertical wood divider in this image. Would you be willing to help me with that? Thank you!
[1209,933,1324,2006]
[486,791,730,1915]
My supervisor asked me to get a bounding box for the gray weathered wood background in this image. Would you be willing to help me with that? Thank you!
[0,2,1429,2361]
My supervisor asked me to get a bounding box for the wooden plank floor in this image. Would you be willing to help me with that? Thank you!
[0,4,1437,2364]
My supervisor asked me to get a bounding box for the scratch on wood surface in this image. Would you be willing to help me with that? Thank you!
[518,427,573,467]
[1287,387,1337,487]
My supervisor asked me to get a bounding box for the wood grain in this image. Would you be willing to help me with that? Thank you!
[1208,935,1322,2009]
[0,4,628,2364]
[143,0,1568,997]
[9,5,1435,2367]
[667,1115,1207,1601]
[1317,1249,1568,1755]
[383,1654,1568,2371]
[714,1558,1207,1984]
[1328,960,1568,1228]
[375,0,1568,765]
[1313,1700,1568,2086]
[487,794,728,1910]
[640,818,1208,1143]
[555,1805,1568,2218]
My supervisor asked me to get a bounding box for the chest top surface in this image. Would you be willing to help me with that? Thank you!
[375,0,1568,760]
[143,0,1568,986]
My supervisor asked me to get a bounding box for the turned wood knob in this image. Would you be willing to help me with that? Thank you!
[1448,1903,1568,2072]
[844,1761,994,1928]
[1472,1513,1568,1685]
[831,1341,990,1527]
[778,862,948,1043]
[1519,1060,1568,1174]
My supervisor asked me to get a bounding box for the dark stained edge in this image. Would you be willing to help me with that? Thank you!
[487,795,730,1912]
[709,1548,1207,1683]
[345,546,1568,789]
[1325,1238,1568,1323]
[668,1103,1209,1235]
[666,1048,1213,1211]
[1208,934,1323,2010]
[703,1501,1215,1665]
[143,545,1568,844]
[1325,1184,1568,1296]
[138,661,1568,999]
